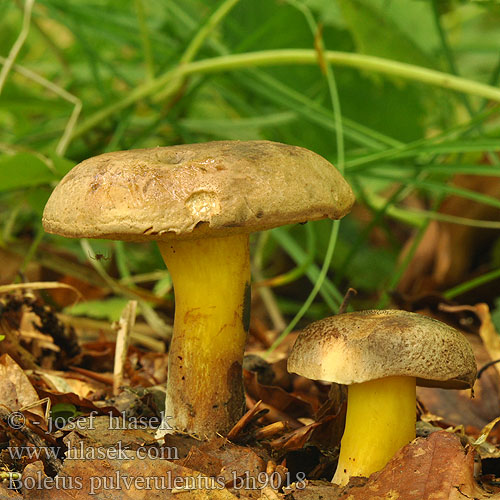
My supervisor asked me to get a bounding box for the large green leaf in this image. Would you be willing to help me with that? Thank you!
[0,153,58,192]
[64,297,130,322]
[337,0,436,68]
[50,154,76,178]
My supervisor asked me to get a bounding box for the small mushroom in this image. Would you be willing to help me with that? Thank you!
[43,140,354,437]
[287,309,477,485]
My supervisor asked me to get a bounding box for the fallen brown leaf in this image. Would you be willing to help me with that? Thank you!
[20,457,241,499]
[398,174,500,296]
[62,416,156,448]
[243,370,315,420]
[34,369,97,399]
[474,303,500,379]
[0,480,23,498]
[0,354,44,419]
[195,437,268,485]
[36,388,120,417]
[341,431,491,500]
[285,480,342,500]
[269,422,320,452]
[246,396,302,429]
[180,446,224,478]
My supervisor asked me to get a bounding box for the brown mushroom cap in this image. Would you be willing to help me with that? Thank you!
[42,140,354,241]
[287,310,477,390]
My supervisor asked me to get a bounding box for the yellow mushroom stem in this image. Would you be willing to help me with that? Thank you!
[158,234,250,437]
[332,376,416,486]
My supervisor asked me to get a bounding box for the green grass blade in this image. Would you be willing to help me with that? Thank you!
[362,172,500,210]
[69,49,500,144]
[444,268,500,299]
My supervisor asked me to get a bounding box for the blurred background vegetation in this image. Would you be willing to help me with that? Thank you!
[1,0,500,349]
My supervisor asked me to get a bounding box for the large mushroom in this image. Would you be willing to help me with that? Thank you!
[43,140,354,437]
[287,309,476,485]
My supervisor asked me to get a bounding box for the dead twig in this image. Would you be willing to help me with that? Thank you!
[112,301,137,395]
[338,287,357,315]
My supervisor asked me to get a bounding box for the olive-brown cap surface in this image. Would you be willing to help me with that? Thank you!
[287,310,476,390]
[43,140,354,241]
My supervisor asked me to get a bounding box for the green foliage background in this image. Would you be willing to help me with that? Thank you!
[1,0,500,335]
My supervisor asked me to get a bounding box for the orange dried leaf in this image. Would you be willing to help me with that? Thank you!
[341,431,489,500]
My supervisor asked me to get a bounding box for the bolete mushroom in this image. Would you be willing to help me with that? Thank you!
[287,309,476,485]
[42,140,354,437]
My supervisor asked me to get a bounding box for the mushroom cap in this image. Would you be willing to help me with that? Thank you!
[43,140,354,241]
[287,310,476,390]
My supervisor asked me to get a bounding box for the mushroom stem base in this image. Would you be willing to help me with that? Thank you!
[158,234,250,437]
[332,376,416,485]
